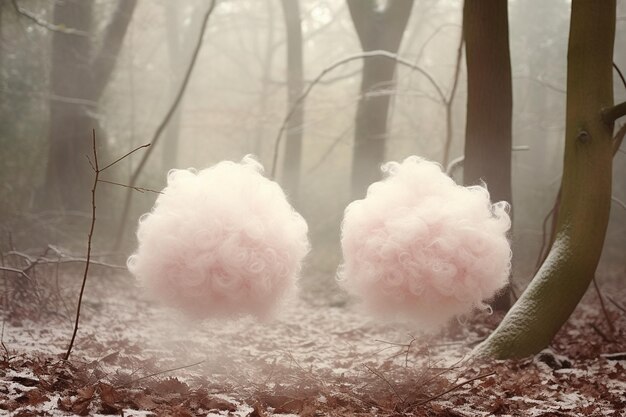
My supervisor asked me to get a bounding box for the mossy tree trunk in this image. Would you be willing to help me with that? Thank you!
[463,0,513,311]
[475,0,616,358]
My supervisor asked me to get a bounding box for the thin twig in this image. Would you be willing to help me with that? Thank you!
[100,144,151,172]
[612,196,626,210]
[363,364,404,404]
[536,195,559,270]
[606,295,626,315]
[65,130,99,361]
[11,0,89,36]
[98,179,162,195]
[270,50,446,178]
[590,323,613,343]
[614,62,626,91]
[6,250,124,269]
[592,277,615,334]
[116,359,205,388]
[446,145,529,177]
[413,371,495,407]
[115,0,218,249]
[0,266,32,281]
[614,124,626,154]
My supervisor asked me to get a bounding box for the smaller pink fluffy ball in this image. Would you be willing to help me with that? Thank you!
[338,156,511,327]
[127,156,310,319]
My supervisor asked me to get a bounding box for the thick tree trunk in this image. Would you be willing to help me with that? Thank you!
[463,0,513,311]
[279,0,304,203]
[475,0,615,359]
[347,0,414,199]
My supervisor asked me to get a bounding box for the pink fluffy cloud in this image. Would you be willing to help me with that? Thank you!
[339,156,511,327]
[127,156,310,319]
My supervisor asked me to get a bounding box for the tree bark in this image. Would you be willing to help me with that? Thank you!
[474,0,615,359]
[347,0,414,199]
[279,0,304,203]
[463,0,513,311]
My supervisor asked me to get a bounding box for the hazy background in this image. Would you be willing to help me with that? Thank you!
[0,0,624,297]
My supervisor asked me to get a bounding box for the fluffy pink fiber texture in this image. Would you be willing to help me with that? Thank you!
[127,156,310,319]
[339,156,511,327]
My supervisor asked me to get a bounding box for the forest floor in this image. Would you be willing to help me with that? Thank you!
[0,265,624,417]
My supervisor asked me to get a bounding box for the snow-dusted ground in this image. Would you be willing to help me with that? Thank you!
[1,271,625,416]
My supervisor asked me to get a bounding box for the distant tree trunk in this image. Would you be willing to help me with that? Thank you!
[463,0,513,311]
[279,0,304,203]
[347,0,414,199]
[475,0,616,359]
[253,0,276,157]
[42,0,137,211]
[43,2,94,211]
[162,2,183,172]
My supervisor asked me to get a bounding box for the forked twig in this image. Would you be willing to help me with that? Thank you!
[65,130,100,361]
[65,131,150,360]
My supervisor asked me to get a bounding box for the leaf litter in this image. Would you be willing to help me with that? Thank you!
[0,268,624,416]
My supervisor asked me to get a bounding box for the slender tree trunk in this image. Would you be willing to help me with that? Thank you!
[254,0,276,157]
[279,0,304,203]
[475,0,616,359]
[347,0,414,199]
[463,0,513,311]
[163,2,183,171]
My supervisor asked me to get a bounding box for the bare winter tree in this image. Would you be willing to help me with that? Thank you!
[42,0,137,211]
[347,0,414,199]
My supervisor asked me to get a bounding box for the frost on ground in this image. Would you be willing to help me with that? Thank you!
[0,269,624,416]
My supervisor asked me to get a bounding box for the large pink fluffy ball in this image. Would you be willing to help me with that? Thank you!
[127,156,310,318]
[339,156,511,327]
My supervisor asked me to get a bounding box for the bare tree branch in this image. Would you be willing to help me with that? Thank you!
[11,0,88,36]
[115,0,218,249]
[602,101,626,125]
[270,50,446,178]
[0,266,32,281]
